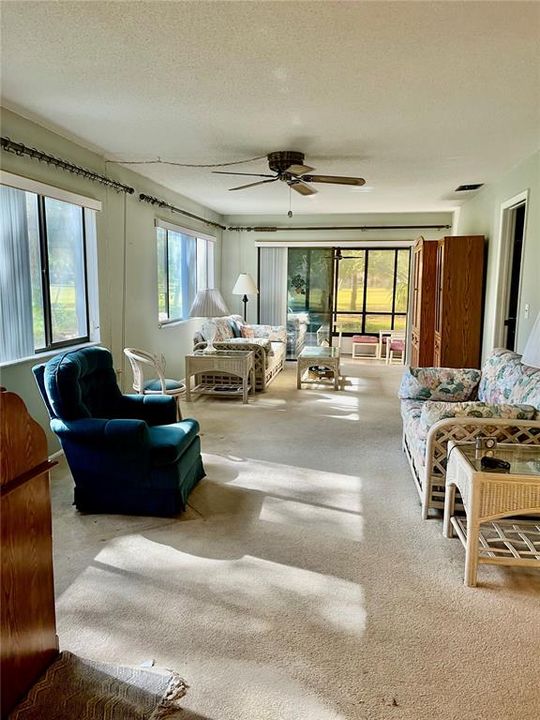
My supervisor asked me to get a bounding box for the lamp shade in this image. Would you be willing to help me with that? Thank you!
[232,273,258,295]
[189,288,229,318]
[521,311,540,368]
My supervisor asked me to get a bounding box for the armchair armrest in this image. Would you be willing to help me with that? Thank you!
[398,366,481,402]
[51,417,150,447]
[115,393,177,426]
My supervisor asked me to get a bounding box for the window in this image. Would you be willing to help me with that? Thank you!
[156,221,215,324]
[0,183,95,363]
[334,248,410,334]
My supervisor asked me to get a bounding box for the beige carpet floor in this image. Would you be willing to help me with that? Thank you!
[52,360,540,720]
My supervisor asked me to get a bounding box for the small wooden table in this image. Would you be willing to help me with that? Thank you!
[297,346,341,390]
[185,350,255,404]
[443,442,540,587]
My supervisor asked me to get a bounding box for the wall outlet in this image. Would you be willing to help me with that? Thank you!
[524,303,530,319]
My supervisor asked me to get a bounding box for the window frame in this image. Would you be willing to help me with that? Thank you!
[0,179,95,361]
[332,247,410,337]
[36,195,91,352]
[155,220,216,326]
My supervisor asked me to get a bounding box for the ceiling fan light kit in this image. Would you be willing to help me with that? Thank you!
[212,150,366,196]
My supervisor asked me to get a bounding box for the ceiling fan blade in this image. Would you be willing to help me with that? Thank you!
[286,164,314,176]
[229,178,278,191]
[213,171,276,178]
[290,181,318,196]
[302,175,366,186]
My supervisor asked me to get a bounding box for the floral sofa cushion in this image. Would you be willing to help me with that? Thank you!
[478,347,540,410]
[419,401,537,434]
[399,366,481,402]
[477,348,523,404]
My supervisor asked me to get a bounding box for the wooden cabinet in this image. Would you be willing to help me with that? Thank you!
[411,235,485,368]
[434,235,485,368]
[410,237,438,367]
[1,389,58,717]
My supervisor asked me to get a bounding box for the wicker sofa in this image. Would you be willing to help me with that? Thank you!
[193,314,286,391]
[399,348,540,519]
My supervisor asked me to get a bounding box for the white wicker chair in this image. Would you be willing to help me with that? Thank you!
[124,348,184,420]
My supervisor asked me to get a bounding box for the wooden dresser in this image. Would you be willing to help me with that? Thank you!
[410,235,485,369]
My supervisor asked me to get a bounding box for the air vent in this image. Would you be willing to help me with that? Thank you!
[455,183,484,192]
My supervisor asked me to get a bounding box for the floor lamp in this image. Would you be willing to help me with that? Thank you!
[232,273,258,322]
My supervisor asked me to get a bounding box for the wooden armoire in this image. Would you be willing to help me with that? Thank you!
[410,235,485,368]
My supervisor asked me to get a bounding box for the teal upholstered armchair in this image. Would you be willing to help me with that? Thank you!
[33,346,205,517]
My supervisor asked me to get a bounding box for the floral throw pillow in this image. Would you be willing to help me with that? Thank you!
[398,367,481,402]
[241,325,255,339]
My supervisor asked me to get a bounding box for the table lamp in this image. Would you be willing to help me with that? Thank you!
[521,311,540,368]
[232,273,258,322]
[189,289,229,353]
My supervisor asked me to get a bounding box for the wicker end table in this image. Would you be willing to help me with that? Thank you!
[185,350,255,404]
[297,346,341,390]
[443,442,540,587]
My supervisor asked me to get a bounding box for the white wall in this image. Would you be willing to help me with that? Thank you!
[220,212,454,323]
[0,107,223,451]
[455,150,540,355]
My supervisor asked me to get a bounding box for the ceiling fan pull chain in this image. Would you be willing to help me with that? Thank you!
[288,185,293,218]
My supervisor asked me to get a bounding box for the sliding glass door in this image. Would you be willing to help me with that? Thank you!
[268,246,410,359]
[287,248,334,357]
[334,248,410,335]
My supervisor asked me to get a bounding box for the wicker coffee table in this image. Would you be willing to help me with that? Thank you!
[443,442,540,587]
[185,350,255,404]
[297,346,341,390]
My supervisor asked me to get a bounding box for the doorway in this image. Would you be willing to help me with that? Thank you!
[498,194,528,351]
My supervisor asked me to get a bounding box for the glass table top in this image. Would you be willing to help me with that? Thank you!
[461,443,540,477]
[298,346,340,359]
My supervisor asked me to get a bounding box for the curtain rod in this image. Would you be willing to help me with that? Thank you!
[138,193,227,230]
[1,137,135,194]
[227,224,452,232]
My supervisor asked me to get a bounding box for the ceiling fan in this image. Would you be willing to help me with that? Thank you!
[213,151,366,195]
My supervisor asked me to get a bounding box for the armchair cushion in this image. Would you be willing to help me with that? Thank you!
[399,366,481,402]
[420,401,537,434]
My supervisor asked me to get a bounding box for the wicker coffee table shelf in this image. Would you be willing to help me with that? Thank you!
[451,517,540,563]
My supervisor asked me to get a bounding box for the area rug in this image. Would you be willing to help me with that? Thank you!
[9,651,188,720]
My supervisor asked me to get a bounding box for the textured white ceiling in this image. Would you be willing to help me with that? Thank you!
[1,1,539,215]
